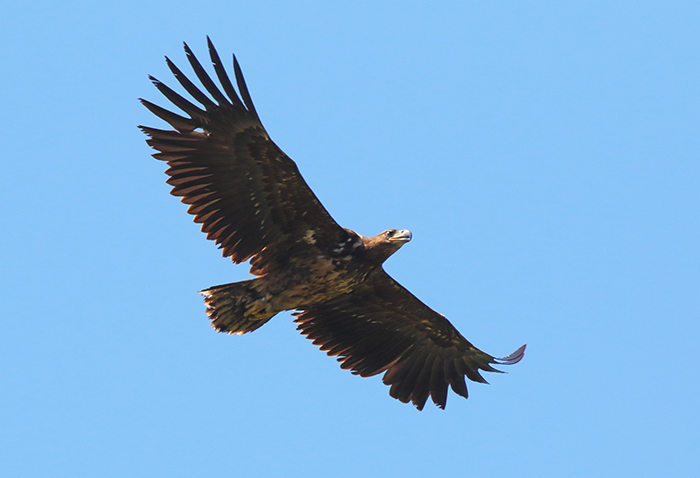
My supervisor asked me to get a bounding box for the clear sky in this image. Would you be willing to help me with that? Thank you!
[2,1,698,477]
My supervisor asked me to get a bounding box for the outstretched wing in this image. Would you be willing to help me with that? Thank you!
[294,269,526,410]
[139,38,346,270]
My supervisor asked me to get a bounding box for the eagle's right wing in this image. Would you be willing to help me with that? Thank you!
[294,269,526,410]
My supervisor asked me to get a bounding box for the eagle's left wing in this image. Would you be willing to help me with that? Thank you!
[294,269,525,410]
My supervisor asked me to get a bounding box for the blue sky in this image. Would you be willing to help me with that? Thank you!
[2,1,698,477]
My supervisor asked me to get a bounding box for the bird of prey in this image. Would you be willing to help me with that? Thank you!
[140,38,525,410]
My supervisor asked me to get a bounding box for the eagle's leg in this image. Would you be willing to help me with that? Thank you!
[199,279,278,334]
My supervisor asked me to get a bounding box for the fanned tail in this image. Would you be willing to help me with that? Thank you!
[199,279,277,334]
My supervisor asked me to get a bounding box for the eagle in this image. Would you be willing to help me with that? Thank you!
[140,38,525,410]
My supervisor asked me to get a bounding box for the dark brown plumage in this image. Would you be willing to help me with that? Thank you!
[140,38,525,410]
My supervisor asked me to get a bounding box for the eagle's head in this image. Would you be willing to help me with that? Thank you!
[381,229,412,245]
[362,229,412,265]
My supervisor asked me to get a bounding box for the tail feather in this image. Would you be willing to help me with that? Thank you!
[199,279,277,334]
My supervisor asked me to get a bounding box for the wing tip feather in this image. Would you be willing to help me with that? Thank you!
[494,344,527,366]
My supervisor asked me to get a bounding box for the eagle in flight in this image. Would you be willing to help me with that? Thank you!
[140,38,525,410]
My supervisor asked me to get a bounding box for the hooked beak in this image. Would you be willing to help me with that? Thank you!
[389,229,412,243]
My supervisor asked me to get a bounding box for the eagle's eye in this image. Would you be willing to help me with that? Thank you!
[386,230,395,237]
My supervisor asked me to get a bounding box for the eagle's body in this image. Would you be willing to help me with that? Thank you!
[202,228,408,335]
[141,39,525,410]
